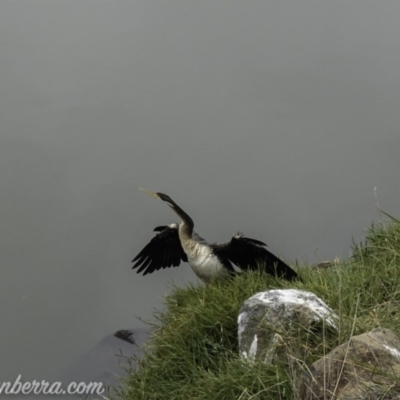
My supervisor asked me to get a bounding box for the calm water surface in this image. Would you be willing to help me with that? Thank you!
[1,1,400,393]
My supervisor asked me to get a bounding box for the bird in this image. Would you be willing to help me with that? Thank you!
[132,188,300,283]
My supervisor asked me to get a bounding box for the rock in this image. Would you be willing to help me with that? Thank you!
[299,328,400,400]
[310,259,341,270]
[114,329,136,344]
[238,289,338,363]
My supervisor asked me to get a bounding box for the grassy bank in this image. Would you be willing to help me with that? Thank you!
[110,215,400,399]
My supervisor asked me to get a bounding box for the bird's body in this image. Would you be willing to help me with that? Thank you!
[187,245,230,283]
[132,189,300,283]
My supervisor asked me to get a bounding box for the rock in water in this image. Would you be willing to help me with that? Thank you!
[59,327,149,398]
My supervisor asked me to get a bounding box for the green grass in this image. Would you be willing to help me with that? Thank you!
[109,215,400,400]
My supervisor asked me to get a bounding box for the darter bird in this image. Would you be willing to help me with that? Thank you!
[132,188,300,283]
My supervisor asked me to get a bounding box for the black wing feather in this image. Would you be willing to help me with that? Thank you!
[132,225,187,275]
[212,234,299,281]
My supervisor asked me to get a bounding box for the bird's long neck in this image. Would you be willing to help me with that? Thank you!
[168,202,194,239]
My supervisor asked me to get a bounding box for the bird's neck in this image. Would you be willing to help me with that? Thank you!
[179,221,201,260]
[167,200,194,240]
[179,221,194,241]
[171,205,194,239]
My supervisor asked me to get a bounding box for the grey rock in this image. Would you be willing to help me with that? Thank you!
[299,328,400,400]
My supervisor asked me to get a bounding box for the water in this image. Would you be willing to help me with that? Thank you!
[1,1,400,395]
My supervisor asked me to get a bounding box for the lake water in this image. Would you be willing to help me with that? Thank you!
[1,1,400,396]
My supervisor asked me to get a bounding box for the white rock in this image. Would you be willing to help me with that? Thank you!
[238,289,338,363]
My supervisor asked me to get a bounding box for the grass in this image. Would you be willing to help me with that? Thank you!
[109,214,400,400]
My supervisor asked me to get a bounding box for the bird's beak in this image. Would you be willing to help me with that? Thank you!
[139,188,160,199]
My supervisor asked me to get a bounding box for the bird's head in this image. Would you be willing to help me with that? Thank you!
[139,188,193,229]
[139,188,176,208]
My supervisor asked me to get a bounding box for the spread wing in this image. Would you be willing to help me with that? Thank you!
[211,233,299,281]
[132,225,188,276]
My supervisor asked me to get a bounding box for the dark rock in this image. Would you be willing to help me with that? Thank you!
[114,329,135,344]
[311,259,341,270]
